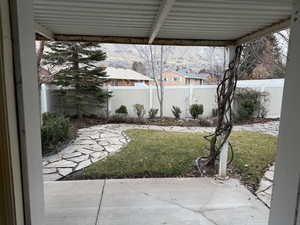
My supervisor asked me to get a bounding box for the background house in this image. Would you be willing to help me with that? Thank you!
[182,71,210,85]
[161,71,185,86]
[152,71,209,86]
[38,66,152,87]
[103,67,152,86]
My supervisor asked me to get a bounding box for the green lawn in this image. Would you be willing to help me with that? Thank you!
[84,129,277,188]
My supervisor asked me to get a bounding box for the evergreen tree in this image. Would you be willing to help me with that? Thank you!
[43,42,109,117]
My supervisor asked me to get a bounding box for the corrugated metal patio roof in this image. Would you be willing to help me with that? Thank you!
[34,0,293,46]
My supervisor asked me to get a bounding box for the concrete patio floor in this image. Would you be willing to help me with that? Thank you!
[44,178,269,225]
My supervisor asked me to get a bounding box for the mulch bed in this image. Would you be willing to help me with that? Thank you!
[70,115,279,130]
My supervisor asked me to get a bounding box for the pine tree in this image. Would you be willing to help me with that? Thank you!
[43,42,109,117]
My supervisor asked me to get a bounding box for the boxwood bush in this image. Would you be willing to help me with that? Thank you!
[41,113,71,155]
[189,104,204,119]
[115,105,128,115]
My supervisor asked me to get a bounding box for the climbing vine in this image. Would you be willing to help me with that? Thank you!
[196,46,243,174]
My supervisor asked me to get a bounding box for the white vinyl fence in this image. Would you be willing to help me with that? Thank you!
[41,79,284,118]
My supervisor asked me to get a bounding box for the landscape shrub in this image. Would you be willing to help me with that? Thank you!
[107,115,144,124]
[212,108,218,117]
[133,104,146,119]
[115,105,128,115]
[189,104,204,119]
[108,114,127,123]
[171,106,182,120]
[234,88,269,121]
[41,112,71,155]
[148,108,159,119]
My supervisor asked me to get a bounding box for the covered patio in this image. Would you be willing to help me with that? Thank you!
[1,1,299,225]
[45,178,268,225]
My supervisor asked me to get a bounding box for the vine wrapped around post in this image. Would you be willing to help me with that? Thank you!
[196,46,243,173]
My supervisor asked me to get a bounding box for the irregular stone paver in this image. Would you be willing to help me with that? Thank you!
[69,155,89,163]
[45,160,77,168]
[264,170,274,181]
[104,144,124,153]
[43,121,279,186]
[76,159,92,170]
[256,164,276,207]
[73,139,98,145]
[62,152,82,159]
[58,168,73,177]
[84,145,105,152]
[76,148,93,155]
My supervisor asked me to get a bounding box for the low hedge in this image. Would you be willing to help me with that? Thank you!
[41,113,71,155]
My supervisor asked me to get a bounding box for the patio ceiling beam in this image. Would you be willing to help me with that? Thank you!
[34,18,291,46]
[47,34,234,46]
[234,17,291,45]
[148,0,176,44]
[34,22,54,40]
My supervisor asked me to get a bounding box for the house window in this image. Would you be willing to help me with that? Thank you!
[112,80,118,86]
